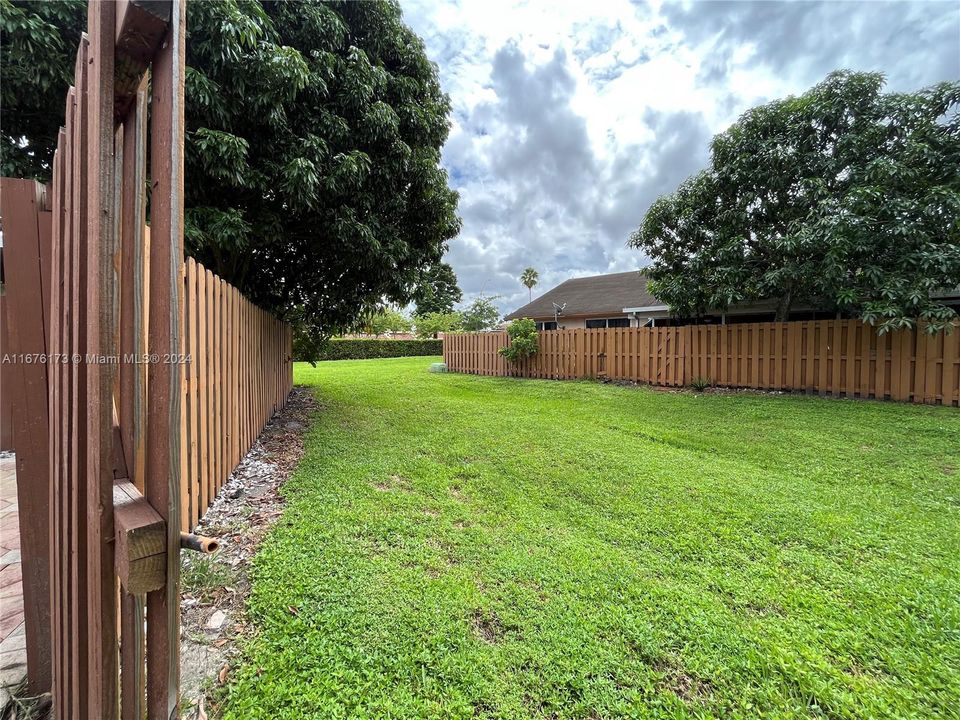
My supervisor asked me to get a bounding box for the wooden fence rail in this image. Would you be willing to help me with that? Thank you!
[444,321,960,406]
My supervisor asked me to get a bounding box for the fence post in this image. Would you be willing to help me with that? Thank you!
[144,0,186,715]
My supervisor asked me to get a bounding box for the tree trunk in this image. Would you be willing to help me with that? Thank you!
[775,289,793,322]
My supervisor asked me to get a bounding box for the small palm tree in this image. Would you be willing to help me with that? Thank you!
[520,267,539,302]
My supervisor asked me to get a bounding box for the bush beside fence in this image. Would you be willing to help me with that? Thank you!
[311,338,442,361]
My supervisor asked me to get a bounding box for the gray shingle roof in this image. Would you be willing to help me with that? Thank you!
[504,271,659,320]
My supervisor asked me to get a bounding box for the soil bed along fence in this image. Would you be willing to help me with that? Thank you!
[443,321,960,405]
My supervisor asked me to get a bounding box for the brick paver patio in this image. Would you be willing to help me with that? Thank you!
[0,454,25,700]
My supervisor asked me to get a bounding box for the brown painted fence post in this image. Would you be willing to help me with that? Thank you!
[144,0,186,716]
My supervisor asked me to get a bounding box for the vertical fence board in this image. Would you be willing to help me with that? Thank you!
[187,260,199,531]
[1,179,54,693]
[943,327,958,406]
[196,267,209,523]
[145,1,186,714]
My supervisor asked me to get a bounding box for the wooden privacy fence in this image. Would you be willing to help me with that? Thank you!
[180,257,293,533]
[1,177,292,714]
[0,1,290,717]
[444,321,960,405]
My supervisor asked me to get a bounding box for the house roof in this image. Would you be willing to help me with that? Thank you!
[505,270,659,320]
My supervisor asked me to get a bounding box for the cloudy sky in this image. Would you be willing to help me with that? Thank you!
[399,0,960,315]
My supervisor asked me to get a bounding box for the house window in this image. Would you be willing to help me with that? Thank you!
[536,321,558,331]
[585,318,630,329]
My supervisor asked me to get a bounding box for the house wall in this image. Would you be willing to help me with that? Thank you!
[529,313,642,330]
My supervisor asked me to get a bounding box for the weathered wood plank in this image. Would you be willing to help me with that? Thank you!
[114,481,166,593]
[145,0,185,715]
[114,0,171,118]
[0,179,53,693]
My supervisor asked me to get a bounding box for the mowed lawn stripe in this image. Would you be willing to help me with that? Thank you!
[221,357,960,720]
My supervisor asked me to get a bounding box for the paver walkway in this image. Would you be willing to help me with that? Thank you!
[0,454,25,699]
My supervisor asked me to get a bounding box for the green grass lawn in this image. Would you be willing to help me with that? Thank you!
[220,357,960,719]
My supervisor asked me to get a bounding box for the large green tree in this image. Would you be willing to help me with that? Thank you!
[413,310,462,338]
[413,261,462,315]
[461,295,500,332]
[631,71,960,333]
[1,0,461,340]
[0,0,85,179]
[358,307,411,337]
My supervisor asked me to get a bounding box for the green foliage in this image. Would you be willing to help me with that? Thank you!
[222,358,960,718]
[631,71,960,334]
[0,0,85,179]
[359,308,412,337]
[414,262,463,315]
[304,338,441,361]
[413,311,463,339]
[461,295,501,332]
[2,0,461,340]
[520,267,539,302]
[690,376,712,392]
[183,0,461,336]
[498,317,538,364]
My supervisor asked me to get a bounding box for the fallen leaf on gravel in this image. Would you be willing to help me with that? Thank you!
[196,697,208,720]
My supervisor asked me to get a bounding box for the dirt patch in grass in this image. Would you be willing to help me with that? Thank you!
[373,474,413,493]
[653,658,714,703]
[470,609,503,644]
[178,386,317,718]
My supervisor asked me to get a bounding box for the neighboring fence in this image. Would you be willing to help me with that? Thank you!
[180,257,292,532]
[444,321,960,406]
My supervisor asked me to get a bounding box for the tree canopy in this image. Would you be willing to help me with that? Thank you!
[413,310,462,338]
[520,267,539,302]
[461,296,500,332]
[359,307,411,337]
[413,261,462,315]
[630,71,960,333]
[2,0,461,341]
[0,0,85,178]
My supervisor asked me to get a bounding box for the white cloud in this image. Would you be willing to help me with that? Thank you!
[400,0,960,316]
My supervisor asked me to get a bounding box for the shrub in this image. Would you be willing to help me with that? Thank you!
[690,376,713,392]
[301,339,443,362]
[499,318,539,364]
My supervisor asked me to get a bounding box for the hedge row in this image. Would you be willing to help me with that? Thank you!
[310,338,443,361]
